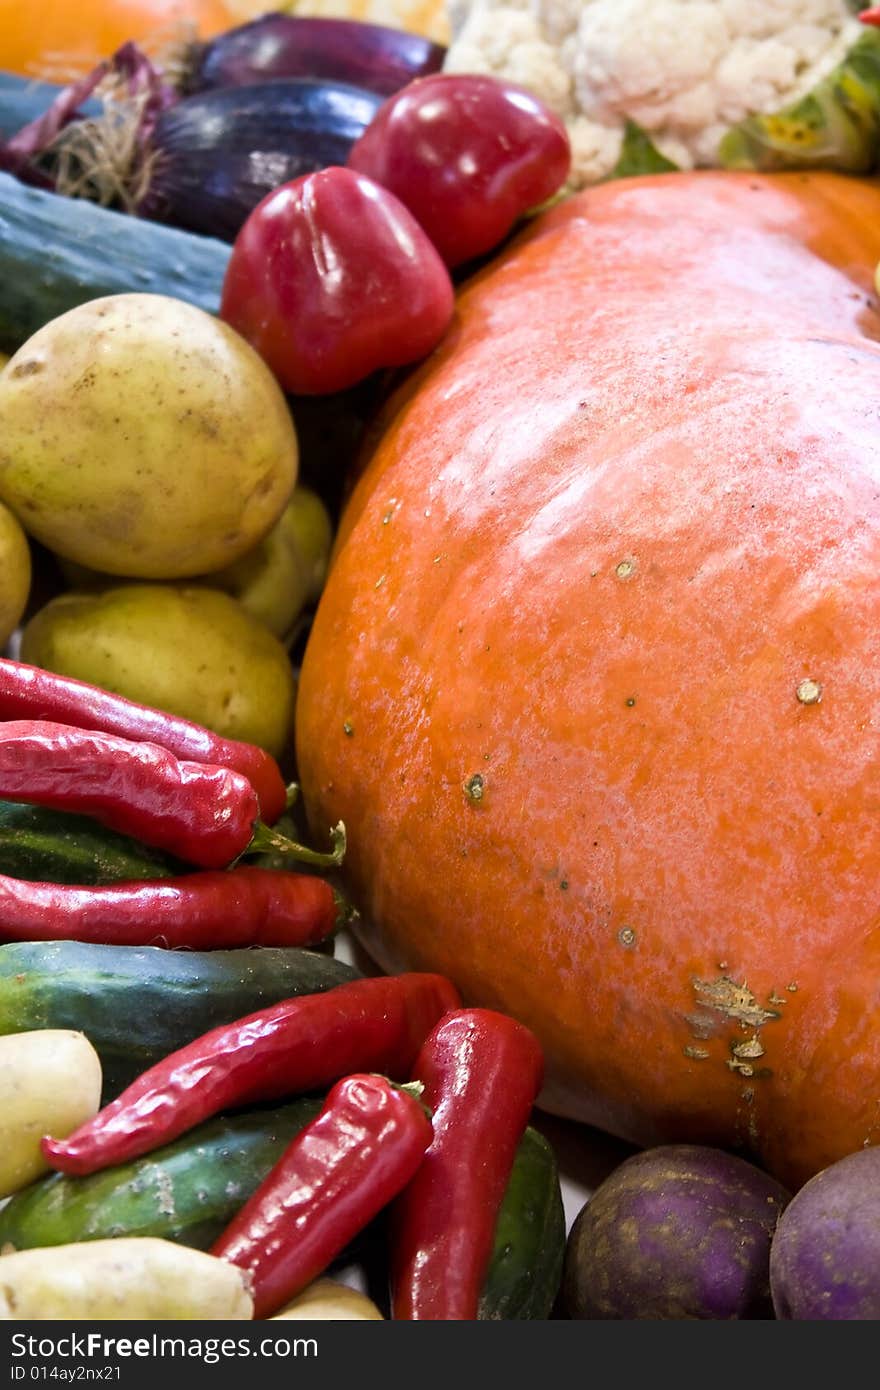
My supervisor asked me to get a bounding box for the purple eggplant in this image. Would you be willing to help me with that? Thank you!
[184,12,445,98]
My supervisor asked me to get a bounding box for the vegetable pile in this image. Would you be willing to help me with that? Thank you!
[2,0,880,1325]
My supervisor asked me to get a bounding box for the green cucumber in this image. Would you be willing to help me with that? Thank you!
[0,800,182,884]
[0,170,229,354]
[0,1099,323,1252]
[0,71,100,138]
[0,939,357,1099]
[479,1126,566,1320]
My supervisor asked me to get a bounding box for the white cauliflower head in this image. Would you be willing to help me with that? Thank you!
[443,0,864,185]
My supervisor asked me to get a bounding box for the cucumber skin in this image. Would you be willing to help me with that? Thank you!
[0,800,181,884]
[479,1126,566,1320]
[0,70,100,136]
[0,940,357,1099]
[0,170,229,354]
[0,1100,323,1251]
[0,1113,567,1322]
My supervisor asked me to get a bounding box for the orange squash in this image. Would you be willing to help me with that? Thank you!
[0,0,236,81]
[296,171,880,1191]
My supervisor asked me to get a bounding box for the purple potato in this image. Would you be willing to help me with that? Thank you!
[563,1143,791,1320]
[770,1146,880,1320]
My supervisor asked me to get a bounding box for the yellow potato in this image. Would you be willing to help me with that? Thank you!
[0,498,30,650]
[270,1278,384,1320]
[202,484,334,638]
[55,485,335,640]
[0,1239,253,1320]
[0,294,298,578]
[21,584,297,758]
[0,1030,102,1199]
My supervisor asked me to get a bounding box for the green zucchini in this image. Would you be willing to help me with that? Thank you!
[0,170,229,354]
[0,1099,323,1252]
[479,1126,566,1320]
[0,939,357,1099]
[0,800,183,884]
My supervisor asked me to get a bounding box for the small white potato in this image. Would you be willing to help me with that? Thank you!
[270,1279,384,1320]
[0,1238,254,1320]
[0,1030,102,1198]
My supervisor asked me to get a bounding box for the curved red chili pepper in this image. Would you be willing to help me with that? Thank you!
[390,1007,544,1320]
[213,1074,432,1318]
[0,720,258,869]
[0,657,287,823]
[860,7,880,24]
[0,865,337,949]
[42,972,460,1176]
[0,721,343,871]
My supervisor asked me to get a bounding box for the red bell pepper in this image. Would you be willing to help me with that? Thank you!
[347,72,571,268]
[390,1007,544,1320]
[220,165,455,395]
[213,1073,432,1318]
[42,972,460,1176]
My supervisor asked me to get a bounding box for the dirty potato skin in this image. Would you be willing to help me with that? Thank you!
[0,294,298,579]
[21,584,297,758]
[563,1144,791,1320]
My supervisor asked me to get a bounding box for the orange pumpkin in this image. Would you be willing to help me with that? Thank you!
[0,0,237,81]
[296,171,880,1192]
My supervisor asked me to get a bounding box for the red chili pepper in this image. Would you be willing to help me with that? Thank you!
[212,1073,432,1318]
[0,721,343,871]
[42,972,460,1176]
[390,1007,544,1320]
[860,7,880,24]
[0,864,337,949]
[0,657,287,824]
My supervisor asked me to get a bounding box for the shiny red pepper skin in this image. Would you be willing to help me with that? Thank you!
[860,8,880,24]
[0,865,336,949]
[390,1007,544,1320]
[0,720,261,870]
[213,1073,432,1318]
[220,165,455,395]
[43,972,460,1176]
[347,73,571,268]
[0,658,287,824]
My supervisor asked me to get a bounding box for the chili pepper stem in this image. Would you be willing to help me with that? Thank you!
[247,819,346,869]
[332,887,357,931]
[284,782,300,810]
